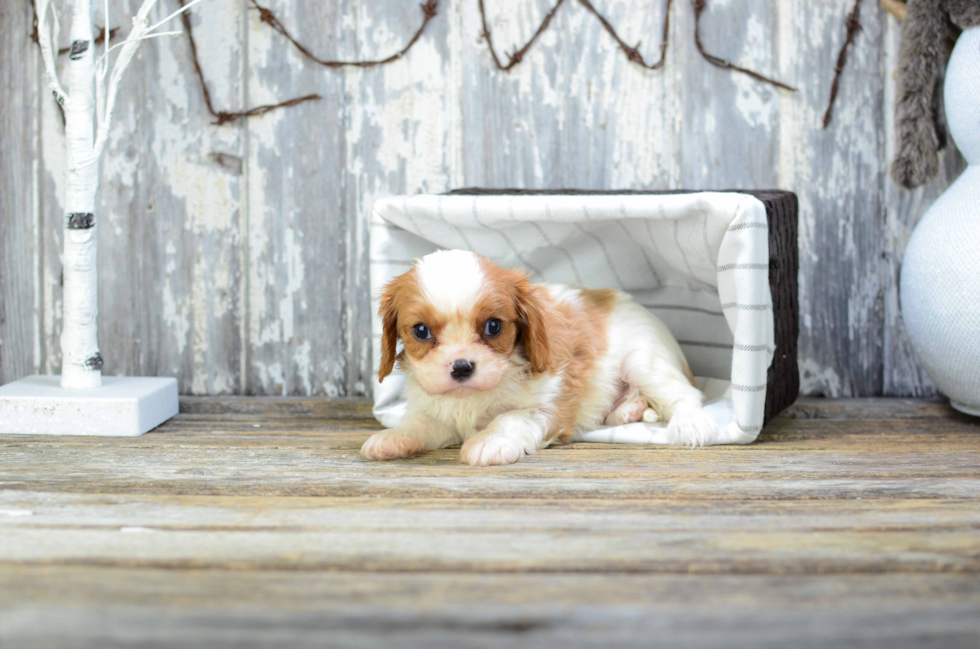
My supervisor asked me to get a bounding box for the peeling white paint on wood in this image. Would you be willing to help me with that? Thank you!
[0,0,962,398]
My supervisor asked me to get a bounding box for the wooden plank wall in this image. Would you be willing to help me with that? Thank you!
[0,0,966,398]
[0,1,38,386]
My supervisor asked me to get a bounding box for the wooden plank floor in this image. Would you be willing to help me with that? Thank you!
[1,398,979,648]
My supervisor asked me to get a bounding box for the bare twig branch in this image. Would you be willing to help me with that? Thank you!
[823,0,863,129]
[179,0,320,125]
[250,0,440,68]
[35,0,70,106]
[691,0,796,92]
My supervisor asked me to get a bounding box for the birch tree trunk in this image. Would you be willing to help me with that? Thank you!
[60,0,102,389]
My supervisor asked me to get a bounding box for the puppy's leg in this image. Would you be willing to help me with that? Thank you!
[459,409,553,466]
[604,390,649,426]
[361,412,456,460]
[625,353,718,448]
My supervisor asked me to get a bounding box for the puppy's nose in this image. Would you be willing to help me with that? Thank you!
[451,359,475,381]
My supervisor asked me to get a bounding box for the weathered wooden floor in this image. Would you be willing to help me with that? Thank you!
[1,398,979,648]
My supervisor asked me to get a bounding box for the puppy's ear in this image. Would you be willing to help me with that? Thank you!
[377,283,400,383]
[516,278,551,374]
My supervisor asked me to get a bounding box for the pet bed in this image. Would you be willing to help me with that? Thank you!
[370,189,799,445]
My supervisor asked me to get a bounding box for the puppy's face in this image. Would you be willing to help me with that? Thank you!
[378,251,550,397]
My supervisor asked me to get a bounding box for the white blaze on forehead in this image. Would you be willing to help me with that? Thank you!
[415,250,485,313]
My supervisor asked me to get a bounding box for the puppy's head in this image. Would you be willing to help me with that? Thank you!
[378,250,550,396]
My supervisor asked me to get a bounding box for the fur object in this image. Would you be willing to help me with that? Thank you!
[892,0,980,189]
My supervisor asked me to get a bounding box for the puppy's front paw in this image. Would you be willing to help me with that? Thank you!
[666,407,718,449]
[459,432,528,466]
[360,429,426,460]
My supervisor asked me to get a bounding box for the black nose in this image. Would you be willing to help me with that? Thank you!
[451,359,475,381]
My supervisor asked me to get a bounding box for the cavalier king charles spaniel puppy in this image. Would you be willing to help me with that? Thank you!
[361,250,717,465]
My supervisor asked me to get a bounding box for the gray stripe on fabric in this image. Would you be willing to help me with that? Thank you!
[578,205,626,288]
[703,211,718,269]
[674,213,715,291]
[617,203,662,287]
[370,220,402,230]
[677,340,734,350]
[696,197,717,270]
[733,343,769,352]
[506,197,547,278]
[721,303,770,311]
[468,196,544,278]
[439,195,476,251]
[673,219,697,281]
[370,259,415,266]
[718,263,768,271]
[642,304,725,317]
[732,383,767,392]
[727,222,768,231]
[541,201,586,286]
[738,424,763,434]
[401,197,426,236]
[645,201,668,274]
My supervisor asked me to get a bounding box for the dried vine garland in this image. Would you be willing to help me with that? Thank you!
[822,0,863,128]
[177,0,319,125]
[30,0,797,127]
[479,0,568,71]
[577,0,672,70]
[690,0,795,91]
[480,0,794,88]
[251,0,440,68]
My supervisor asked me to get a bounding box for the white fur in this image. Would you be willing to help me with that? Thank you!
[415,250,485,313]
[362,253,718,465]
[459,409,554,466]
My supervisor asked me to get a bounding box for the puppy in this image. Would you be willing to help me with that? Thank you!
[361,250,717,465]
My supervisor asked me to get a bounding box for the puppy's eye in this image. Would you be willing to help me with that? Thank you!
[483,318,503,337]
[412,323,432,341]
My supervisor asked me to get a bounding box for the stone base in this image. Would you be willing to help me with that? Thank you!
[0,375,178,436]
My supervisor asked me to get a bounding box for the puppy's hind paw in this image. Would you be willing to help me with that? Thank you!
[641,407,660,424]
[666,407,718,449]
[360,429,426,460]
[604,395,648,426]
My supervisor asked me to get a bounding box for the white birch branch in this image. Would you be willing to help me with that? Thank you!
[90,0,207,162]
[45,0,208,388]
[35,0,70,106]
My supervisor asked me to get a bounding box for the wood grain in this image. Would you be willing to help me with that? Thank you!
[2,572,977,648]
[1,398,979,647]
[0,0,38,384]
[780,0,888,397]
[245,0,348,397]
[3,1,967,398]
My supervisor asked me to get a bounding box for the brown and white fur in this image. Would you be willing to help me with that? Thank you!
[361,250,717,466]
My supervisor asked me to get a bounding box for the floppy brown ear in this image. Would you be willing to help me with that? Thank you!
[516,280,551,374]
[377,285,399,383]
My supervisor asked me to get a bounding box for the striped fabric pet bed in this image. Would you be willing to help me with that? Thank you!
[369,189,799,445]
